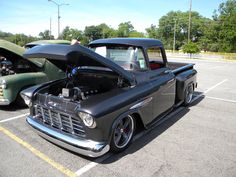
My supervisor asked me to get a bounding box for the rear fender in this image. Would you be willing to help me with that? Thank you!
[175,69,197,101]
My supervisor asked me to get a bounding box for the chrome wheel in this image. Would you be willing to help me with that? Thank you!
[113,115,135,149]
[185,84,193,105]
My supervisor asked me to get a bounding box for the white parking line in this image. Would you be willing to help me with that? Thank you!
[75,153,112,176]
[192,79,228,103]
[75,79,229,176]
[204,79,228,94]
[205,96,236,103]
[75,79,228,176]
[0,113,29,123]
[75,107,185,176]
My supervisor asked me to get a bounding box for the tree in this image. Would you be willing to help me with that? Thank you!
[182,42,200,58]
[60,26,83,41]
[84,25,103,42]
[146,24,158,38]
[213,0,236,52]
[97,23,117,38]
[0,31,38,46]
[157,11,210,50]
[38,30,54,40]
[117,21,134,37]
[129,31,144,37]
[0,31,12,39]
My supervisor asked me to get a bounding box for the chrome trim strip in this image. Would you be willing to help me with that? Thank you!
[26,116,110,157]
[167,78,175,84]
[130,97,153,110]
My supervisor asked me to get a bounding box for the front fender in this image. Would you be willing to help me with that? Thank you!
[1,72,48,104]
[107,109,143,143]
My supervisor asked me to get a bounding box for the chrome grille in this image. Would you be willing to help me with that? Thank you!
[0,87,3,98]
[35,105,85,137]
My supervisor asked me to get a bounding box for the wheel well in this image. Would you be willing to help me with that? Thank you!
[132,113,145,133]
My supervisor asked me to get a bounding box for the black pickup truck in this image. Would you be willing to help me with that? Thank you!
[21,38,197,157]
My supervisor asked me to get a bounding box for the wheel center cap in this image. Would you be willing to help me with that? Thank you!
[120,128,124,133]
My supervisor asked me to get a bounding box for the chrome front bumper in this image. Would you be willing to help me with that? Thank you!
[26,116,110,157]
[0,98,10,105]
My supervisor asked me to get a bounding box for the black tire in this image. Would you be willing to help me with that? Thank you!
[110,115,136,153]
[184,84,194,106]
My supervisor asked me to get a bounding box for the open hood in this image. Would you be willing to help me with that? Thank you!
[0,40,45,68]
[23,44,135,85]
[0,39,25,59]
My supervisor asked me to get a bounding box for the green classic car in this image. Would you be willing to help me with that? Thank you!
[25,40,71,49]
[0,39,65,105]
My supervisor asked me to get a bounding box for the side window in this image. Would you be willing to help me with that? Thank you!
[147,47,165,70]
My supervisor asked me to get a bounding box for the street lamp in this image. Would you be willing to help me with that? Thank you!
[48,0,69,39]
[188,0,192,43]
[173,19,177,52]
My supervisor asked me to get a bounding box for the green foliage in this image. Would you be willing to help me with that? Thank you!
[39,30,54,40]
[84,25,103,42]
[146,24,158,38]
[97,23,117,38]
[213,0,236,52]
[0,0,235,52]
[129,31,144,38]
[60,26,83,41]
[182,42,200,55]
[157,10,209,50]
[0,31,38,46]
[117,21,134,37]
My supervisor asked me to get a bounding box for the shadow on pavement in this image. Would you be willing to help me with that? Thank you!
[100,93,205,164]
[33,91,205,162]
[0,102,27,111]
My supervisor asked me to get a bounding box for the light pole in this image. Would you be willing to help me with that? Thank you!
[49,17,52,39]
[48,0,69,39]
[173,19,177,52]
[188,0,192,43]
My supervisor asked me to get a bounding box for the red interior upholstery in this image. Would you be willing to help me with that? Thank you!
[149,63,161,70]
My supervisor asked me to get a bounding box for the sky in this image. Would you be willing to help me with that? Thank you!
[0,0,226,38]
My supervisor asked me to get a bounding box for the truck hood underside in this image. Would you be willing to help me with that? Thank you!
[23,44,135,85]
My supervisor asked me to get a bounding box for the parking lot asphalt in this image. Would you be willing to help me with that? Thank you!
[1,58,236,177]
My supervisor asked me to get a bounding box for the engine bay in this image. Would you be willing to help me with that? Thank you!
[41,66,126,102]
[0,57,15,76]
[0,56,36,76]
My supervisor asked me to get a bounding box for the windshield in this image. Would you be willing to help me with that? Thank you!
[90,45,147,71]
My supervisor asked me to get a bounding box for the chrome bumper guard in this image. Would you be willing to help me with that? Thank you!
[27,116,110,157]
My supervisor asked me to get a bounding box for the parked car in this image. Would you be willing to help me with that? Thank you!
[0,39,65,105]
[24,40,70,49]
[21,38,197,157]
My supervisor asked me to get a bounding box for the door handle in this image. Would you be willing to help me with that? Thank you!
[164,70,172,74]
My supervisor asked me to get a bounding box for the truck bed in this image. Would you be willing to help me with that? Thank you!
[168,62,194,75]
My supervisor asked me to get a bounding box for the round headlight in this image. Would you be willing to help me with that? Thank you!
[78,112,96,128]
[0,80,6,89]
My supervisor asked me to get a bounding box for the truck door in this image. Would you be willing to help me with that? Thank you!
[146,47,176,123]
